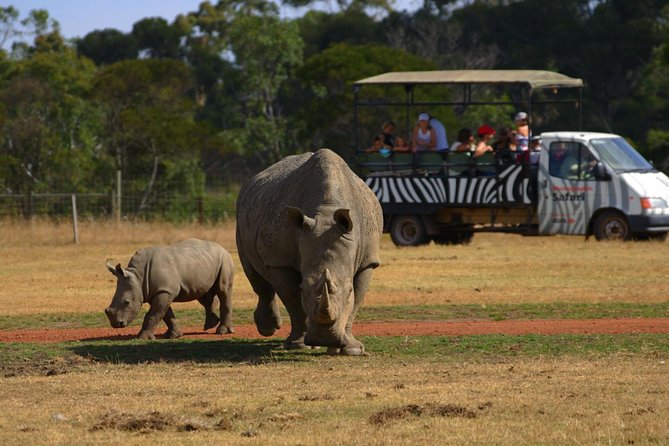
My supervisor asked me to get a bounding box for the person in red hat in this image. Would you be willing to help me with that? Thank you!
[474,124,495,158]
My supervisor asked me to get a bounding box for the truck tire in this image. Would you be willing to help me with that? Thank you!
[432,229,474,245]
[593,211,630,241]
[390,215,429,246]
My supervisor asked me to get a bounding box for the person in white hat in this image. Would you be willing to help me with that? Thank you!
[412,112,437,152]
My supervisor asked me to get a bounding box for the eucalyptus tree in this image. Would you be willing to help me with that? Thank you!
[175,1,304,166]
[92,59,209,213]
[0,6,60,56]
[226,13,303,164]
[0,37,99,200]
[296,43,433,160]
[76,29,138,65]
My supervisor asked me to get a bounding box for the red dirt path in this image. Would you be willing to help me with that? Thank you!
[2,318,669,343]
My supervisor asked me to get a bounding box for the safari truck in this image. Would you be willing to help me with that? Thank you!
[352,70,669,246]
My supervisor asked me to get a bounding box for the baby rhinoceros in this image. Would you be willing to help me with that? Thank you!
[105,239,235,340]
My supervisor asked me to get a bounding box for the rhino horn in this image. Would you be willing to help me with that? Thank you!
[317,269,338,324]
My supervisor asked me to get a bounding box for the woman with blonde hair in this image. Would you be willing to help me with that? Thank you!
[412,112,436,152]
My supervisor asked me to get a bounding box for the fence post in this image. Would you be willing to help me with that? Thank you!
[116,170,122,225]
[71,194,79,244]
[198,196,205,224]
[27,190,34,220]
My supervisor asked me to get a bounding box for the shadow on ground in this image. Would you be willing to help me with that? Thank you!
[67,338,316,365]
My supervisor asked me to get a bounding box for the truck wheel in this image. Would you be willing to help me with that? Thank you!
[433,229,474,245]
[390,215,428,246]
[593,211,630,241]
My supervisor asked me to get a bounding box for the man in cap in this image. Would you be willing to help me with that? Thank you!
[428,115,449,151]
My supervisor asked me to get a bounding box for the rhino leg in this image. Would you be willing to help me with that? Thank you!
[240,256,282,336]
[198,293,221,331]
[162,306,183,339]
[215,282,234,335]
[270,267,308,350]
[137,294,172,340]
[339,267,375,356]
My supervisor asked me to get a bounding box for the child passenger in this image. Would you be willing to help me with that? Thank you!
[367,133,393,157]
[393,135,410,152]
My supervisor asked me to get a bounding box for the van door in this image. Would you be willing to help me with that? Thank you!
[537,140,603,235]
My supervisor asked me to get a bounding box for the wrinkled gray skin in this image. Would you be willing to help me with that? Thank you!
[236,149,382,355]
[105,239,235,340]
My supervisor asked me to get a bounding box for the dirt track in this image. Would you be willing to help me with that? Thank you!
[2,318,669,343]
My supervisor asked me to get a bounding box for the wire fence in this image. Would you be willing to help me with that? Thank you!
[0,189,238,222]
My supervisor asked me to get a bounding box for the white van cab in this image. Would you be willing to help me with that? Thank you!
[538,131,669,240]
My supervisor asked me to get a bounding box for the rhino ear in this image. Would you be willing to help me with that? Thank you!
[334,209,353,233]
[285,206,316,233]
[106,261,127,278]
[106,261,120,277]
[115,264,127,278]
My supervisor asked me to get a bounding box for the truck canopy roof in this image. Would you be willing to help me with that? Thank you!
[354,70,584,91]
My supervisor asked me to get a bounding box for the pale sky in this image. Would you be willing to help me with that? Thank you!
[11,0,422,40]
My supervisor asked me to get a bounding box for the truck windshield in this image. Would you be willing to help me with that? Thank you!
[590,137,655,173]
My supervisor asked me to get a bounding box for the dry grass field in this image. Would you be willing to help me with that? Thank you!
[1,218,668,316]
[0,356,666,445]
[1,219,668,445]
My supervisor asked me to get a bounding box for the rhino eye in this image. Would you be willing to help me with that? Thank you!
[122,300,130,307]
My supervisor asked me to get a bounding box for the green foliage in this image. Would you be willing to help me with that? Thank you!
[298,8,385,58]
[131,17,184,59]
[227,13,304,163]
[0,46,99,196]
[297,43,433,159]
[90,58,217,217]
[2,0,669,215]
[76,29,138,65]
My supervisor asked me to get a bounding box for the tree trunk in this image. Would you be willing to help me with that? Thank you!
[139,152,159,212]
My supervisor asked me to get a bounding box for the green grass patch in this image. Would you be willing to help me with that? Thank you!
[364,333,669,358]
[1,302,668,331]
[2,333,668,377]
[358,302,669,321]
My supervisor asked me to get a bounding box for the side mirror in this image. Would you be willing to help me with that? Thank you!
[594,162,611,181]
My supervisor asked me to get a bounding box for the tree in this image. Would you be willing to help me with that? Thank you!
[0,45,100,199]
[0,6,60,56]
[227,14,304,163]
[92,59,217,214]
[574,0,667,136]
[298,8,385,58]
[295,43,434,160]
[635,10,669,169]
[77,29,138,65]
[132,17,184,59]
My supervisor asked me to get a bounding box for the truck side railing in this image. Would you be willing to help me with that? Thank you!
[358,150,533,178]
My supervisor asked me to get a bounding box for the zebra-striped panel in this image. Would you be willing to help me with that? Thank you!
[365,165,528,205]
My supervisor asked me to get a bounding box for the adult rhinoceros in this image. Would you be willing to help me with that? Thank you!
[105,239,235,339]
[236,149,382,355]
